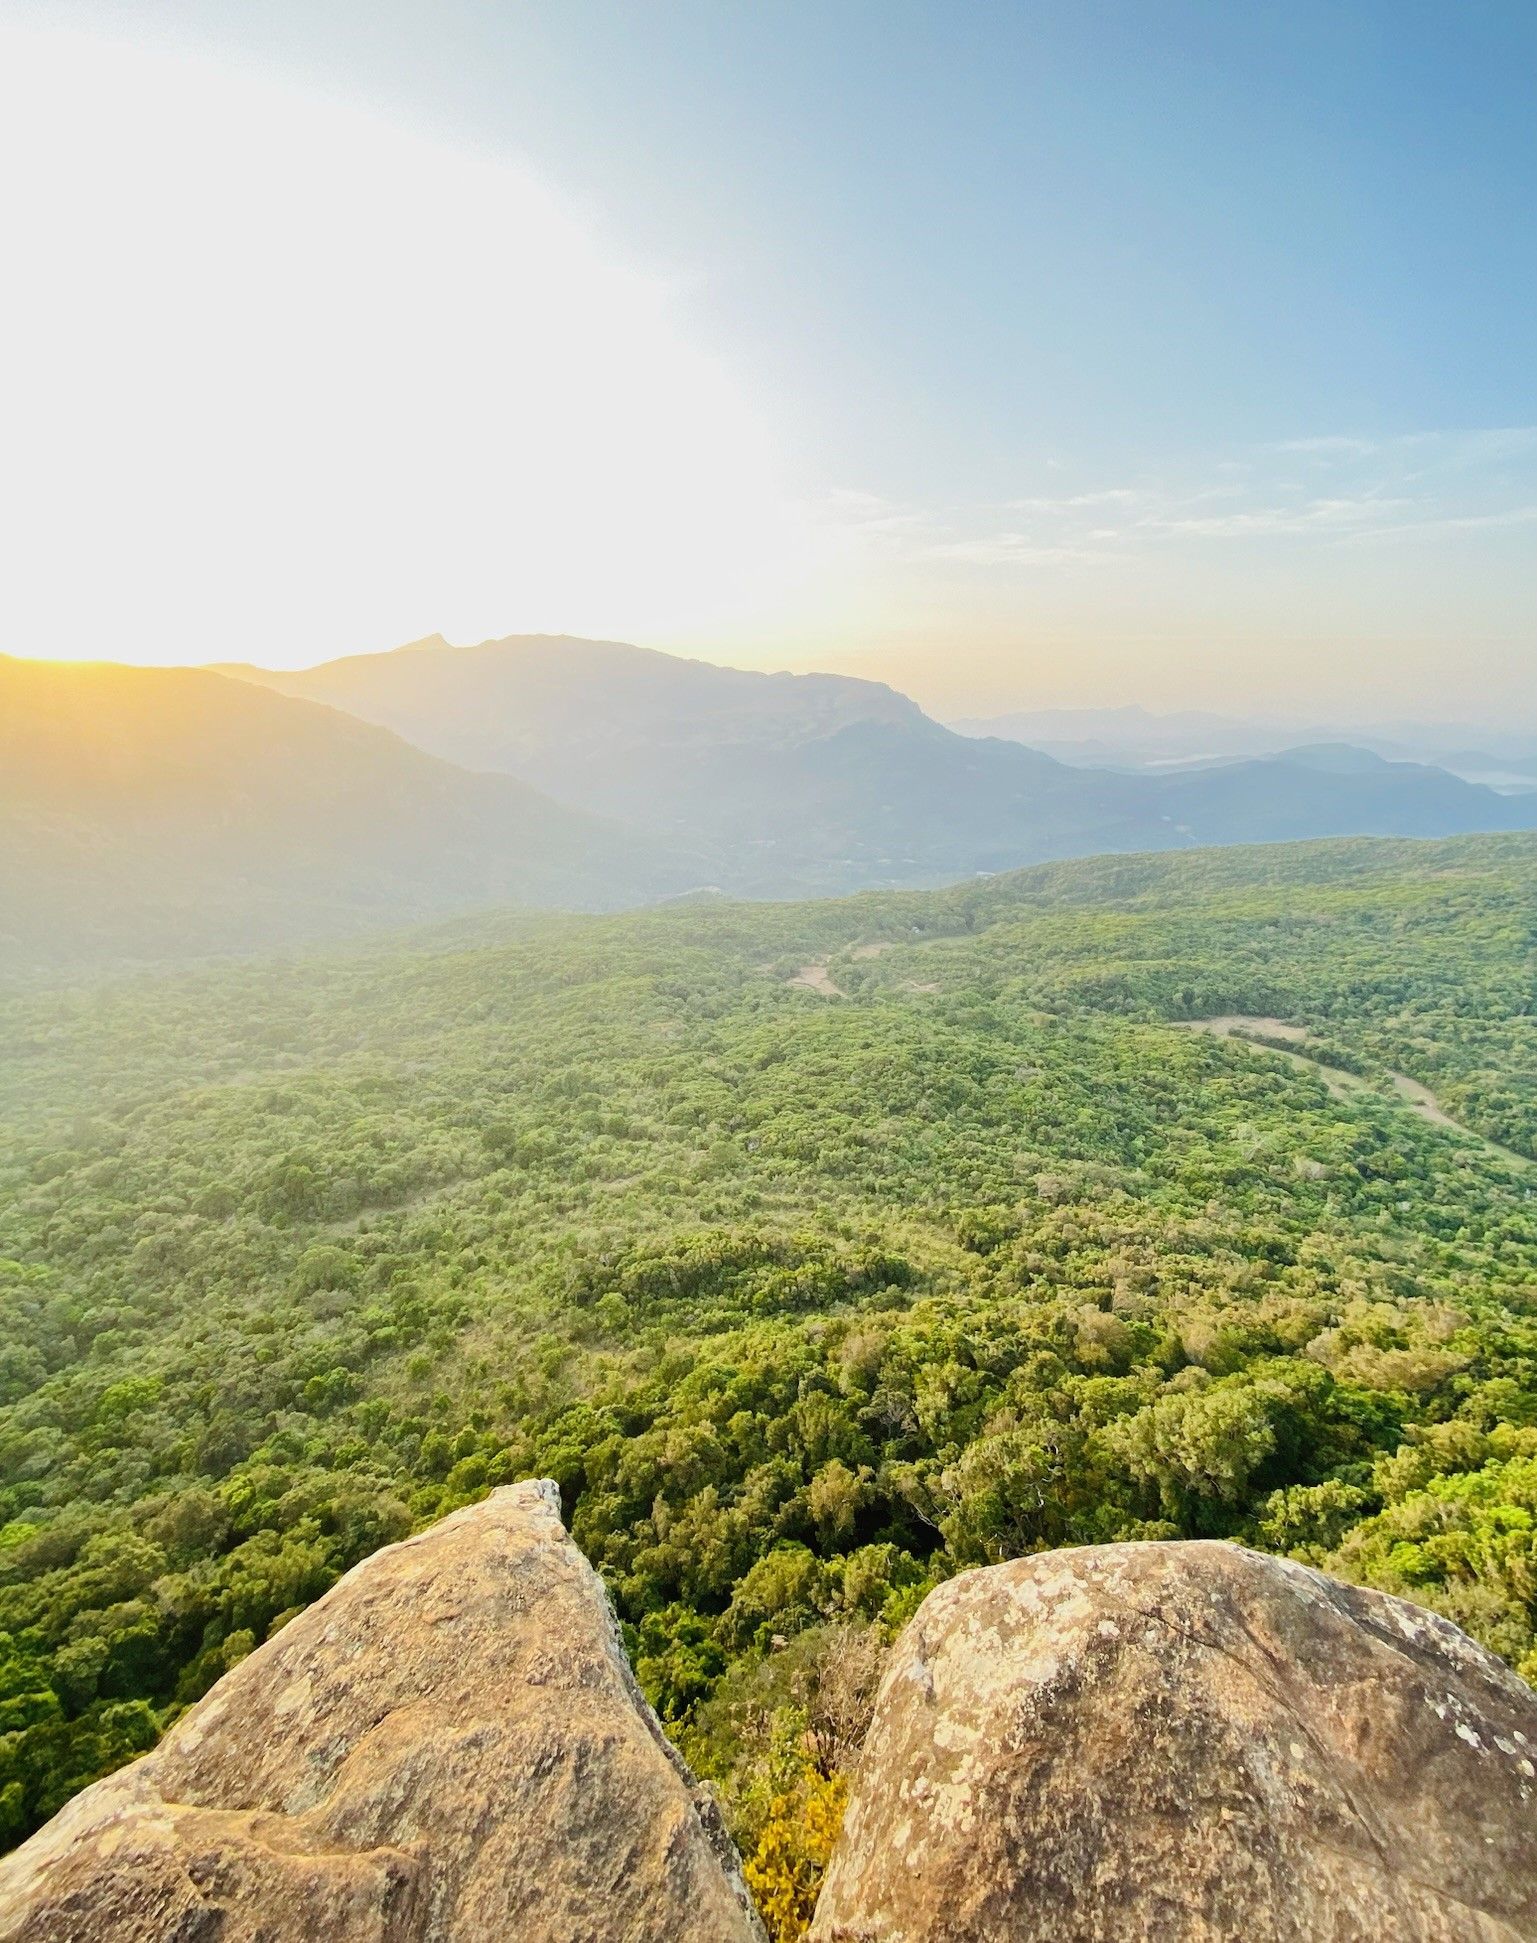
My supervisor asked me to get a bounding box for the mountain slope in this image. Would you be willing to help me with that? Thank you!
[0,656,684,970]
[220,635,1537,894]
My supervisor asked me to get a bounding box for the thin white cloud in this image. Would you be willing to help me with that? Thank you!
[1147,495,1414,539]
[1271,435,1380,457]
[1271,426,1537,467]
[1337,503,1537,543]
[1005,487,1147,513]
[865,428,1537,570]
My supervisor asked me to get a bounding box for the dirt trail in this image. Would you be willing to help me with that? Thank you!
[779,933,959,999]
[1180,1018,1358,1100]
[1179,1015,1528,1165]
[1386,1070,1462,1131]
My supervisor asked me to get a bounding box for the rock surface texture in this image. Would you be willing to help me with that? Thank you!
[0,1479,763,1942]
[810,1539,1537,1942]
[7,1510,1537,1943]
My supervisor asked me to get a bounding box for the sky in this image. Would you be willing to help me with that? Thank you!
[1,1,1533,720]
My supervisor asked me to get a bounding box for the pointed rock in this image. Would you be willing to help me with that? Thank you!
[0,1479,763,1942]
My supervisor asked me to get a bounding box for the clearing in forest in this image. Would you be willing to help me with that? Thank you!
[787,961,845,997]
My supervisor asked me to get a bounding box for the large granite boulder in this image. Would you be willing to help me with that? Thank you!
[0,1479,763,1942]
[811,1539,1537,1942]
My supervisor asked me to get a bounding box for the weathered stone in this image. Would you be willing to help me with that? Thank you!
[810,1540,1537,1942]
[0,1479,762,1942]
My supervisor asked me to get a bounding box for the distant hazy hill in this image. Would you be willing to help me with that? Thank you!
[950,702,1277,765]
[954,704,1537,788]
[221,635,1537,894]
[1152,748,1536,844]
[0,656,682,970]
[1272,743,1407,776]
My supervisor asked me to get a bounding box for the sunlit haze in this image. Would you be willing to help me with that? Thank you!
[2,3,1532,720]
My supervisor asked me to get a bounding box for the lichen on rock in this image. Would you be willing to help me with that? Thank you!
[5,1502,1536,1942]
[809,1539,1537,1941]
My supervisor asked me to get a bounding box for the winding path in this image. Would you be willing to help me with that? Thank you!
[1179,1016,1529,1167]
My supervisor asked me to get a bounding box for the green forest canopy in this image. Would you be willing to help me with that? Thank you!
[0,831,1534,1872]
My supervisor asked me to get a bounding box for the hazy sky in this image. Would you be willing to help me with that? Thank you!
[2,1,1533,718]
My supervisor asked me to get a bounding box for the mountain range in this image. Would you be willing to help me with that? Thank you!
[220,632,1536,889]
[4,633,1534,971]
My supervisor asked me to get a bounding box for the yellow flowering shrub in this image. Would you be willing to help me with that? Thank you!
[744,1765,849,1943]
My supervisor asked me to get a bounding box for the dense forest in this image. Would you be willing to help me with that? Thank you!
[1,833,1534,1934]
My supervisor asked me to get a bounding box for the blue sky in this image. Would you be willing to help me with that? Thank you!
[3,1,1533,717]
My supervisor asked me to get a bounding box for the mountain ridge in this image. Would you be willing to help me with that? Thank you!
[217,632,1537,892]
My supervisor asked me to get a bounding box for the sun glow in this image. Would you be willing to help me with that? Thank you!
[0,26,827,667]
